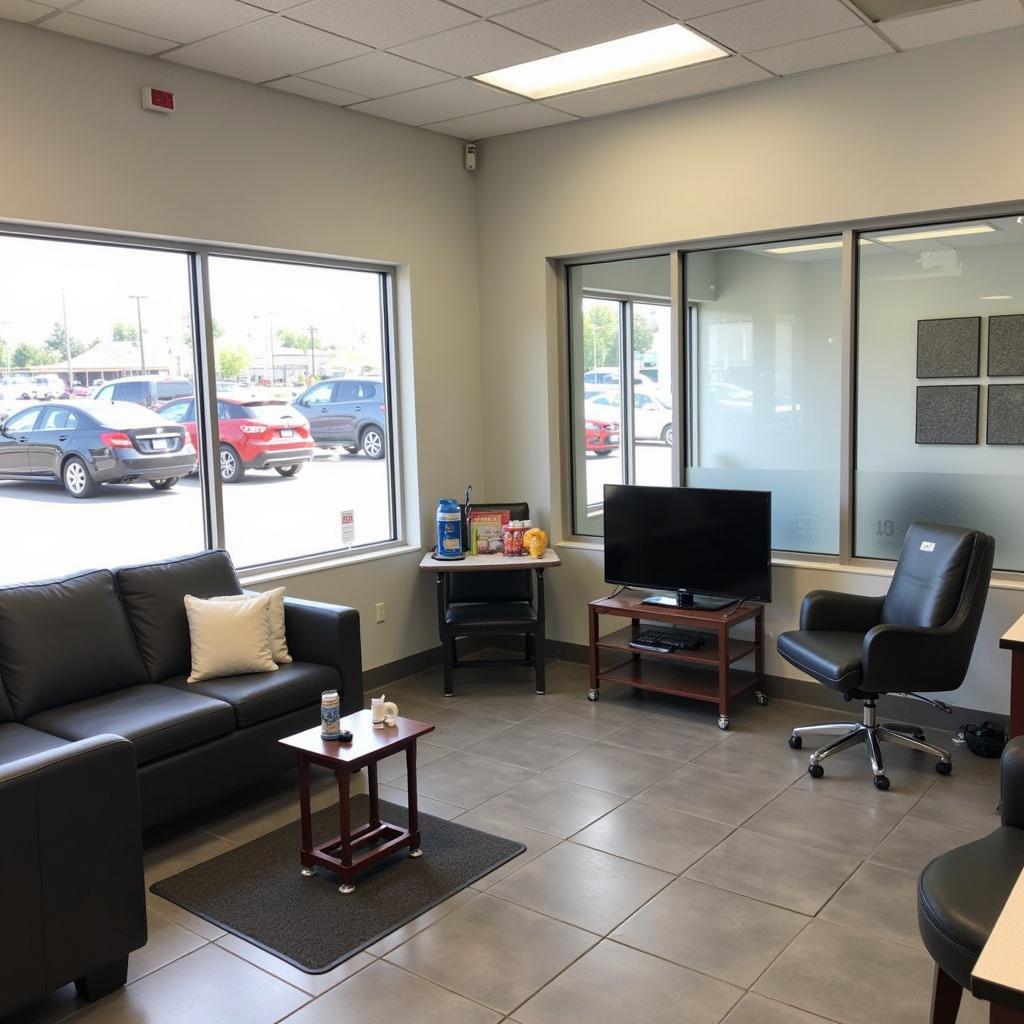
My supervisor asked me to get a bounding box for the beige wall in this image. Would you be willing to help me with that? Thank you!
[476,27,1024,713]
[0,21,483,671]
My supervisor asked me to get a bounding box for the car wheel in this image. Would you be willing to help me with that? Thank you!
[360,427,385,460]
[275,464,302,477]
[595,448,613,457]
[219,444,245,483]
[661,424,674,446]
[62,457,99,499]
[149,477,178,490]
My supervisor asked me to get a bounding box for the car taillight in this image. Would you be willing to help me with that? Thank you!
[99,431,134,449]
[379,404,385,412]
[239,424,267,434]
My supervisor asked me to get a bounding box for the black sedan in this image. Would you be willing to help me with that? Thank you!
[0,401,197,498]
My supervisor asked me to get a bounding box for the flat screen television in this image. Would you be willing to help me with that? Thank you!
[604,484,772,609]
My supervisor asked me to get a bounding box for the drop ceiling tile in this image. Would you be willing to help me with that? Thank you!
[426,101,576,138]
[390,21,556,76]
[493,0,674,50]
[43,11,176,53]
[645,0,761,16]
[545,54,770,116]
[748,25,893,74]
[446,0,539,13]
[303,51,453,97]
[689,0,864,52]
[163,17,369,82]
[0,0,52,22]
[266,75,366,104]
[286,0,476,49]
[878,0,1024,48]
[70,0,264,45]
[346,77,519,126]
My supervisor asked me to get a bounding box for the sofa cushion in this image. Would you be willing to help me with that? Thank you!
[0,675,13,723]
[162,661,338,729]
[0,722,70,765]
[0,570,148,719]
[26,684,235,766]
[117,550,242,683]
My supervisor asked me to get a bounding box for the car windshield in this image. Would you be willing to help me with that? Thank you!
[78,401,178,429]
[238,402,294,422]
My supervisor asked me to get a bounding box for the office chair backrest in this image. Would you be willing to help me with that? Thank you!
[449,502,532,604]
[881,522,990,629]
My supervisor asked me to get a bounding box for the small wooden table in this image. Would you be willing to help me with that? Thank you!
[279,710,435,894]
[972,866,1024,1021]
[999,615,1024,739]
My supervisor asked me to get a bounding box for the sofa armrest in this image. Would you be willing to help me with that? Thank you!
[1001,736,1024,830]
[284,597,363,713]
[0,735,147,1016]
[800,590,884,633]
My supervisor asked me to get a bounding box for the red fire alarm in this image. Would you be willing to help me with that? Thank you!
[141,86,175,113]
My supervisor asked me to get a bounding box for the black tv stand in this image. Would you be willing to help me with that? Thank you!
[642,590,736,612]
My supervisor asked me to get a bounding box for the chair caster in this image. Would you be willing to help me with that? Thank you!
[936,760,952,776]
[788,735,802,750]
[808,764,824,779]
[873,774,890,791]
[718,716,730,731]
[587,688,599,702]
[754,691,769,706]
[301,867,316,877]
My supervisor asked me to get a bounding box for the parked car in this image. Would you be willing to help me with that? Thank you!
[583,367,648,388]
[92,376,193,410]
[585,417,618,456]
[586,388,674,445]
[292,377,387,459]
[158,396,313,483]
[0,400,196,498]
[64,383,92,398]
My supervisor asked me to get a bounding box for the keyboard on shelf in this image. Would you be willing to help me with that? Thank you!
[629,628,707,653]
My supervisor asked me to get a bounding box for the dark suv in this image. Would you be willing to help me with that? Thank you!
[292,377,387,459]
[93,376,193,410]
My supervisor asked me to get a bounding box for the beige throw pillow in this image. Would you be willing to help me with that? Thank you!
[184,592,278,683]
[211,587,291,664]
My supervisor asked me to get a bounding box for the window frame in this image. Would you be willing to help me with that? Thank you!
[0,220,404,576]
[559,201,1024,584]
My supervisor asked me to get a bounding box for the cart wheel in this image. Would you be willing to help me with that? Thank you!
[755,691,769,706]
[338,883,356,894]
[873,774,891,791]
[409,848,423,858]
[808,764,824,779]
[936,760,952,776]
[718,715,730,731]
[788,735,802,750]
[301,867,315,877]
[587,688,600,702]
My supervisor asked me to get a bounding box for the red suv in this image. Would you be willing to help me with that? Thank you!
[157,397,314,482]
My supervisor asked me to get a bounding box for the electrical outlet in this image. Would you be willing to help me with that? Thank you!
[375,602,386,624]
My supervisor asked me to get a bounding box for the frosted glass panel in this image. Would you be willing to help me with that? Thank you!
[686,240,842,554]
[855,216,1024,569]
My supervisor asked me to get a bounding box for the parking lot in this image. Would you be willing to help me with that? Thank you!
[584,441,674,505]
[0,452,391,583]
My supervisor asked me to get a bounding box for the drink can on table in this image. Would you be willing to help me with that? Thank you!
[321,690,341,740]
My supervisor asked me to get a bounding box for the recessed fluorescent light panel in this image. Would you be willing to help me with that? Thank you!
[980,295,1014,300]
[873,225,995,244]
[475,25,727,100]
[763,241,843,254]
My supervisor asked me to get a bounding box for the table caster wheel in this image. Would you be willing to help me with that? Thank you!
[788,735,802,750]
[755,691,769,707]
[409,848,423,858]
[808,764,824,779]
[339,883,356,894]
[301,867,316,877]
[717,716,730,731]
[587,688,599,702]
[935,760,952,776]
[873,774,890,791]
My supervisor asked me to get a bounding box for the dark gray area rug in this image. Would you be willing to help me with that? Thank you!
[151,795,525,973]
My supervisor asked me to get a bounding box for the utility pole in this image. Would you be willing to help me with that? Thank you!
[61,290,73,388]
[308,325,317,379]
[129,295,147,373]
[0,321,11,378]
[267,311,276,384]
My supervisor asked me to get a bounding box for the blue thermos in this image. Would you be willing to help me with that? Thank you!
[436,498,463,559]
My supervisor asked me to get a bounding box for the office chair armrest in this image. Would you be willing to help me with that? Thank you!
[861,621,969,694]
[800,590,884,632]
[1001,736,1024,829]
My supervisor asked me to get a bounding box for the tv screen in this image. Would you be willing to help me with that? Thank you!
[604,485,772,603]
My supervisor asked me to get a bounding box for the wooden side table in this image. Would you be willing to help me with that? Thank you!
[279,710,435,894]
[588,594,767,730]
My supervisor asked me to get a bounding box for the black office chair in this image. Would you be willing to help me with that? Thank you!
[918,736,1024,1024]
[436,501,546,697]
[777,522,994,789]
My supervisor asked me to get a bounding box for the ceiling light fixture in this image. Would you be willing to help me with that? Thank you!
[980,295,1014,300]
[763,241,843,254]
[872,225,996,244]
[475,25,727,100]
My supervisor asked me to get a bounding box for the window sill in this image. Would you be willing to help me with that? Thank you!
[239,543,420,586]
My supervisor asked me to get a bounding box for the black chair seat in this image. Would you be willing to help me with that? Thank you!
[0,722,71,764]
[445,602,538,630]
[777,630,864,689]
[918,827,1024,990]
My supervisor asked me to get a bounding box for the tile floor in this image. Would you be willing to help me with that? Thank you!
[7,657,1004,1024]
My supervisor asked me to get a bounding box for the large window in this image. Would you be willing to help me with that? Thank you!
[0,228,398,585]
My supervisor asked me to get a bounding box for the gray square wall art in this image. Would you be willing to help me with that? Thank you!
[915,385,979,445]
[987,384,1024,445]
[987,314,1024,376]
[917,317,980,378]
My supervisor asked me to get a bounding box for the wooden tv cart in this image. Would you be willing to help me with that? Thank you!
[587,594,767,730]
